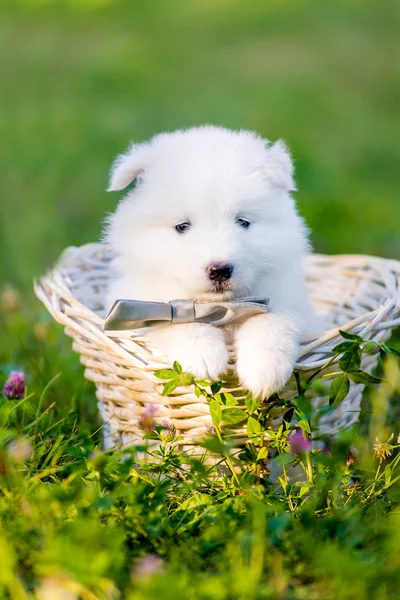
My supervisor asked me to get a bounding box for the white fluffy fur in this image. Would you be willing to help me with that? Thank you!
[104,126,320,398]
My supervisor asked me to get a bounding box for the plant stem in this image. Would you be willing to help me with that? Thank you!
[306,452,313,483]
[306,355,338,384]
[255,431,265,482]
[196,382,241,487]
[366,462,381,501]
[294,370,303,396]
[214,424,240,487]
[281,457,296,513]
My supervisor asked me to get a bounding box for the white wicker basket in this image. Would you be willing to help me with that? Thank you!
[34,243,400,450]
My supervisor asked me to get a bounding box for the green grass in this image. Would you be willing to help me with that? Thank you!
[2,310,400,599]
[1,0,400,597]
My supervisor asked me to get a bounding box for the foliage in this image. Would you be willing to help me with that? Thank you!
[2,300,400,599]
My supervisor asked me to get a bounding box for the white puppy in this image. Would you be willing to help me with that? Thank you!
[105,126,319,398]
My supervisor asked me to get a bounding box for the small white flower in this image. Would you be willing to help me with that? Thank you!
[8,438,33,462]
[36,577,78,600]
[374,433,394,461]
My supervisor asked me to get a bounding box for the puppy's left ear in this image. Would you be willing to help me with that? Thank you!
[265,140,296,192]
[107,143,150,192]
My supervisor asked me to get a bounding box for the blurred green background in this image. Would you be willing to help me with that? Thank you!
[1,0,399,296]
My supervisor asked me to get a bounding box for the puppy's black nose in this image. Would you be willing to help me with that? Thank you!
[207,263,233,283]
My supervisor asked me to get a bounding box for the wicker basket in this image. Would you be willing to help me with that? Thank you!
[34,243,400,450]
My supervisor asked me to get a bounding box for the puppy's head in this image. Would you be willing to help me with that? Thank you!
[105,126,309,302]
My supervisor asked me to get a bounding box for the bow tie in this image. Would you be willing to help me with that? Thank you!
[104,297,269,331]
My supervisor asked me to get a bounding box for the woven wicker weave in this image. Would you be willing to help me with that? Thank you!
[34,243,400,450]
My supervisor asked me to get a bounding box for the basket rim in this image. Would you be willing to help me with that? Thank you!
[34,242,400,370]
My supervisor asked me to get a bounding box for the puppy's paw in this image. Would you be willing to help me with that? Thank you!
[150,323,229,381]
[235,314,300,399]
[237,348,296,399]
[177,338,229,381]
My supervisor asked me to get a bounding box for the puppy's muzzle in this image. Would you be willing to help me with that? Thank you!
[207,263,233,283]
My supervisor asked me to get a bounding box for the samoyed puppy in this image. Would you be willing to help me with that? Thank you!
[104,126,319,398]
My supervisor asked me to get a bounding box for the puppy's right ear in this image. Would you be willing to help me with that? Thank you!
[107,143,150,191]
[265,140,296,192]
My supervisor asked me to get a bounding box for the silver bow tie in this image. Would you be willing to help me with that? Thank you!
[104,297,269,331]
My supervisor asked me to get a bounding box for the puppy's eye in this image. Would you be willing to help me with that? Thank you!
[175,221,191,234]
[236,218,251,230]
